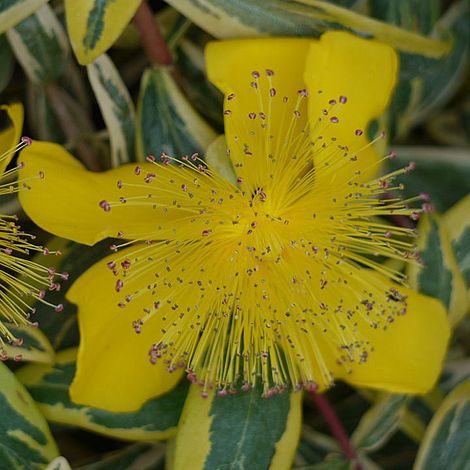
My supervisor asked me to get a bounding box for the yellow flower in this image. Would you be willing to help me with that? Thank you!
[19,32,450,412]
[0,104,64,354]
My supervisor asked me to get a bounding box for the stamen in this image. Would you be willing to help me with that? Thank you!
[0,138,64,356]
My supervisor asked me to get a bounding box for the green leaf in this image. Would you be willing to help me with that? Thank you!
[165,0,449,58]
[75,443,165,470]
[407,213,468,326]
[387,146,470,213]
[414,378,470,470]
[0,362,59,469]
[172,384,302,470]
[136,66,217,162]
[87,53,136,167]
[1,324,54,364]
[16,348,189,441]
[351,394,407,452]
[0,0,48,34]
[64,0,141,65]
[0,35,14,92]
[6,4,69,84]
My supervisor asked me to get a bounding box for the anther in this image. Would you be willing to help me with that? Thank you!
[99,200,111,212]
[121,259,131,270]
[422,203,434,213]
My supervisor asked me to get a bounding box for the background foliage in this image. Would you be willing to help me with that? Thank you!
[0,0,469,469]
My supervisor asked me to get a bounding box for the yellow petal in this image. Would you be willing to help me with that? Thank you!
[304,31,398,182]
[18,141,187,245]
[67,246,183,412]
[0,103,24,174]
[332,273,450,394]
[206,38,312,186]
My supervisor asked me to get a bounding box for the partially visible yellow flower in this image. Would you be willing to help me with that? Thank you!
[19,32,450,412]
[0,104,65,355]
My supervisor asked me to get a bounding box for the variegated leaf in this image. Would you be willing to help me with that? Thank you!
[87,53,136,166]
[0,0,48,34]
[172,384,302,470]
[17,348,189,441]
[368,0,440,36]
[0,35,14,92]
[75,443,165,470]
[443,194,470,299]
[65,0,141,65]
[46,457,72,470]
[136,66,217,162]
[414,378,470,469]
[6,4,69,84]
[352,394,408,452]
[388,0,470,138]
[176,39,224,132]
[0,361,59,468]
[407,213,468,326]
[165,0,449,58]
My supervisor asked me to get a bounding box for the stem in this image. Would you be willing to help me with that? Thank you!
[133,0,173,66]
[310,392,360,467]
[45,84,101,172]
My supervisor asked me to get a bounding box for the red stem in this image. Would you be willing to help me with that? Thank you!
[133,0,173,66]
[310,392,360,466]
